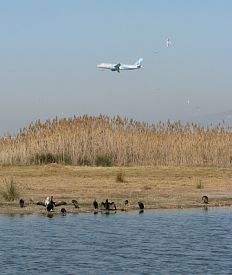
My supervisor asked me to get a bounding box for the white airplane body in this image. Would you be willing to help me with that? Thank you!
[97,58,143,72]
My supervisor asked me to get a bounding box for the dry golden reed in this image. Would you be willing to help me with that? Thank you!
[0,115,231,167]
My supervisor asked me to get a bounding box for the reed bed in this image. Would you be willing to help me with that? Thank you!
[0,115,232,167]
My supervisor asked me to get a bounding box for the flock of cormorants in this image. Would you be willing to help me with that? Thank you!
[18,195,209,215]
[18,196,146,215]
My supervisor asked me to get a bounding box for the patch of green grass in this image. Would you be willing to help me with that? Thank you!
[95,155,113,167]
[1,178,19,201]
[196,180,204,189]
[116,171,125,183]
[32,153,72,165]
[76,157,91,166]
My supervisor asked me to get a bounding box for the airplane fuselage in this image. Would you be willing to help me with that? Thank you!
[97,58,143,72]
[120,64,142,70]
[97,64,142,70]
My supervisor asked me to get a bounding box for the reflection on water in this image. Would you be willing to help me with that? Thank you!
[1,208,232,274]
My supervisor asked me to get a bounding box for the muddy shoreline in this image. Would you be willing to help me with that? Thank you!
[1,164,232,215]
[1,197,232,216]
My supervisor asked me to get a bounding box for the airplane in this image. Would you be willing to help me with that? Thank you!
[97,58,143,73]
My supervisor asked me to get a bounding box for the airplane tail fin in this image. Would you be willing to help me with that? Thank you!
[134,58,143,67]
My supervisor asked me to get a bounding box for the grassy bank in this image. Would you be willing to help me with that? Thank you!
[0,164,232,214]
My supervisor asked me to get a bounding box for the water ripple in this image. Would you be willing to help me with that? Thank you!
[1,208,232,274]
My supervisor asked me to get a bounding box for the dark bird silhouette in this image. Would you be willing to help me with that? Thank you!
[61,208,67,215]
[93,199,98,209]
[124,199,129,205]
[47,203,53,212]
[72,199,80,208]
[19,199,24,208]
[138,201,144,210]
[47,202,54,212]
[202,195,209,204]
[37,196,66,209]
[105,199,110,210]
[101,199,116,210]
[47,196,55,212]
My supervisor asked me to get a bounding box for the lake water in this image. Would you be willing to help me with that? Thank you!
[1,208,232,275]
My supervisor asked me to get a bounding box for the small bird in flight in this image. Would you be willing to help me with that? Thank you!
[166,38,171,48]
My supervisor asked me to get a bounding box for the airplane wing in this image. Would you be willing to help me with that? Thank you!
[97,63,120,72]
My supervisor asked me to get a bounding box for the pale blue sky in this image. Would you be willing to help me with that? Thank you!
[0,0,231,134]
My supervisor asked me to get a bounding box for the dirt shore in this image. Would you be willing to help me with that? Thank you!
[0,164,232,215]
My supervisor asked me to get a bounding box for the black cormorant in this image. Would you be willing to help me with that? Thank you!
[138,201,144,210]
[202,195,209,204]
[47,196,55,212]
[93,199,98,209]
[61,208,67,215]
[19,199,24,208]
[72,199,80,208]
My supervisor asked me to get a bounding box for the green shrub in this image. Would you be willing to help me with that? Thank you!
[32,153,72,165]
[1,178,19,201]
[76,157,91,166]
[95,155,113,167]
[116,171,125,183]
[62,154,72,165]
[33,153,57,164]
[196,180,204,189]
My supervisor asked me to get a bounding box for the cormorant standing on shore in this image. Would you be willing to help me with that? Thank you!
[72,199,80,208]
[93,199,98,209]
[19,199,24,208]
[202,195,209,204]
[105,199,110,210]
[47,196,55,212]
[138,201,144,210]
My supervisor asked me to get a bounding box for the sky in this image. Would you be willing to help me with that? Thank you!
[0,0,232,135]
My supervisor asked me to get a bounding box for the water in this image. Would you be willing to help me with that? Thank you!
[1,208,232,275]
